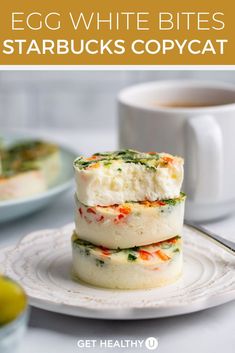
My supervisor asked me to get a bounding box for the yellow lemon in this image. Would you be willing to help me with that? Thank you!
[0,276,27,326]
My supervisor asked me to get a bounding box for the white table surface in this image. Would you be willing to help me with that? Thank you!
[1,128,235,353]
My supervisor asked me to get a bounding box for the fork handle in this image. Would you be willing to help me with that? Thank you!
[186,222,235,255]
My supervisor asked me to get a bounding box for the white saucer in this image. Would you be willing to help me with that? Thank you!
[0,224,234,320]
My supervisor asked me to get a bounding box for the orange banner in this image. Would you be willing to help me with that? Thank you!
[0,0,234,65]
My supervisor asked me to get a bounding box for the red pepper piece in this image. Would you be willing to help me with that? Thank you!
[87,208,96,214]
[118,214,125,220]
[100,246,110,256]
[157,201,166,206]
[84,216,92,224]
[86,156,98,161]
[97,215,104,222]
[155,250,170,261]
[118,206,131,215]
[139,250,152,260]
[163,156,173,164]
[114,213,125,224]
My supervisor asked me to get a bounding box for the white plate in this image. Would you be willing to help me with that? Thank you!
[0,135,77,222]
[0,224,234,320]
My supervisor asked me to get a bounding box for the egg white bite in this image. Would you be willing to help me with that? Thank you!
[0,171,47,201]
[74,149,184,206]
[75,193,185,249]
[36,148,61,186]
[72,232,183,289]
[0,140,61,201]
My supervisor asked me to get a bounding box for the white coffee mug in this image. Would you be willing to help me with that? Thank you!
[118,80,235,222]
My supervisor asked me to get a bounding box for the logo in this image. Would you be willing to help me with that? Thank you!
[145,337,159,350]
[77,337,159,350]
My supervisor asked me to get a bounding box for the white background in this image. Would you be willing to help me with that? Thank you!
[1,70,235,130]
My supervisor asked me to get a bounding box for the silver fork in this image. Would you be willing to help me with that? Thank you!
[185,221,235,255]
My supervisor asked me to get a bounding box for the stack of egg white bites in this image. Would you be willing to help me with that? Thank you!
[72,150,185,289]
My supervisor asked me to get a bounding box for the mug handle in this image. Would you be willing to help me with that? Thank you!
[185,115,223,202]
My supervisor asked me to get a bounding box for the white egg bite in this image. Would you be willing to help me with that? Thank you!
[37,149,61,186]
[0,141,61,201]
[72,232,183,289]
[74,150,184,206]
[0,171,47,201]
[75,193,185,249]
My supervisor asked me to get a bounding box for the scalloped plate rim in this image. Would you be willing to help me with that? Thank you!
[0,224,235,320]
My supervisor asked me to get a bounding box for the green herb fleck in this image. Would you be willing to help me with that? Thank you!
[85,249,90,256]
[104,161,112,167]
[128,253,137,261]
[160,243,172,249]
[164,199,177,206]
[173,248,180,253]
[95,259,105,267]
[74,149,163,171]
[134,211,141,217]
